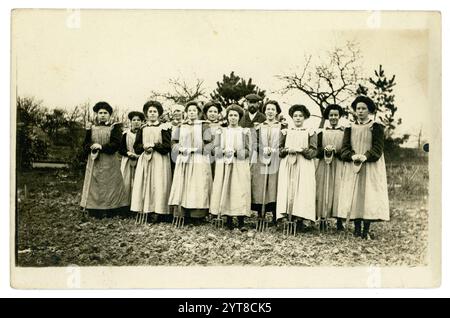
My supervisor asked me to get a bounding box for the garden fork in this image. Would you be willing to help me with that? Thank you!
[136,212,148,225]
[212,212,224,229]
[172,211,185,228]
[283,214,297,236]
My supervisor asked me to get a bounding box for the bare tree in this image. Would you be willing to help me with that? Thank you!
[110,106,127,126]
[277,41,365,125]
[76,102,93,128]
[149,78,206,105]
[16,96,49,168]
[64,104,92,127]
[68,102,126,130]
[66,105,83,123]
[41,108,67,140]
[17,96,46,127]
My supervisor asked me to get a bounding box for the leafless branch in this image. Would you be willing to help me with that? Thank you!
[150,78,206,105]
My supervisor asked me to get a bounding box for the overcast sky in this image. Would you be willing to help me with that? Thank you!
[13,10,437,146]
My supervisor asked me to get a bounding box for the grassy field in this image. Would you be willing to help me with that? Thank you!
[15,163,429,267]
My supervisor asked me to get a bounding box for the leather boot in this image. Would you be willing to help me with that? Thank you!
[226,216,233,230]
[297,219,305,232]
[362,220,371,239]
[354,219,362,237]
[336,218,344,231]
[271,212,277,226]
[237,216,247,232]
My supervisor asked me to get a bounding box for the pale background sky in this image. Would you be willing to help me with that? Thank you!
[2,0,446,296]
[13,10,437,146]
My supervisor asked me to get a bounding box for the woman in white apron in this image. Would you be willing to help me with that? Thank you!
[130,101,172,222]
[276,104,317,231]
[168,101,214,224]
[251,100,285,226]
[337,96,389,239]
[210,104,251,231]
[119,111,145,210]
[315,104,346,231]
[80,102,128,218]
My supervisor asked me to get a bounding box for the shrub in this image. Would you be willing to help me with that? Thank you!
[16,124,49,169]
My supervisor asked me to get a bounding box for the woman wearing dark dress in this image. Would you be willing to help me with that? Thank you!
[315,104,346,231]
[251,100,285,226]
[80,101,128,218]
[130,101,172,223]
[337,96,390,239]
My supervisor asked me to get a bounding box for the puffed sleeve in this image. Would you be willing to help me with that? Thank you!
[214,127,222,147]
[202,122,212,144]
[202,122,214,156]
[248,126,259,163]
[278,130,288,158]
[302,132,318,160]
[211,127,223,157]
[244,129,250,159]
[119,133,128,157]
[235,128,250,160]
[340,127,355,162]
[133,129,144,155]
[153,127,171,155]
[364,123,385,162]
[83,128,93,157]
[101,123,122,155]
[334,130,345,160]
[254,125,262,153]
[171,125,181,155]
[316,131,324,159]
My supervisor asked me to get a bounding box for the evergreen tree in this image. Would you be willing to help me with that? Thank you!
[358,65,399,138]
[210,71,266,107]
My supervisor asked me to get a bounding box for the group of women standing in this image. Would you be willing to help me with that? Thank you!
[80,94,390,239]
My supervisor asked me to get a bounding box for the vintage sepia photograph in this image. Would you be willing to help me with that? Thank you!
[10,9,441,288]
